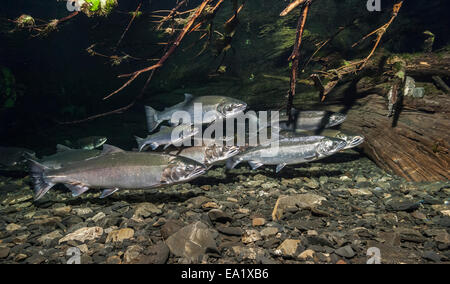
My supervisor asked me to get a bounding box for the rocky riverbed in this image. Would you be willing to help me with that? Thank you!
[0,150,449,264]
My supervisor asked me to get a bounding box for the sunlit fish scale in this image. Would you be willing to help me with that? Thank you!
[227,136,347,173]
[135,124,199,151]
[0,146,36,167]
[278,110,346,132]
[145,94,247,132]
[29,145,207,200]
[39,144,102,169]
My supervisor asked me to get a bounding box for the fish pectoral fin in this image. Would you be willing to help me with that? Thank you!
[304,153,319,161]
[248,160,264,170]
[276,163,286,173]
[100,188,119,198]
[56,144,72,152]
[66,183,90,197]
[101,144,125,155]
[150,142,159,150]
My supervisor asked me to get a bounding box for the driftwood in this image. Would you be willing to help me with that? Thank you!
[331,53,450,182]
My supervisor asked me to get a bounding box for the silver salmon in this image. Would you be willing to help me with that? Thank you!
[227,136,347,173]
[29,145,207,200]
[145,94,247,132]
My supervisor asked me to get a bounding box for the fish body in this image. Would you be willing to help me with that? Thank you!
[227,136,347,173]
[145,94,247,132]
[169,143,241,167]
[279,110,346,132]
[29,147,207,200]
[280,129,364,150]
[0,146,36,167]
[135,124,199,151]
[39,144,102,169]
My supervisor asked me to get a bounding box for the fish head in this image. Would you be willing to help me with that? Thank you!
[217,98,247,119]
[79,136,107,149]
[204,144,241,165]
[316,137,347,157]
[162,157,207,184]
[346,135,365,149]
[326,112,347,128]
[94,137,108,147]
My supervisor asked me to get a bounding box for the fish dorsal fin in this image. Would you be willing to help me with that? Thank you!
[183,93,193,103]
[56,144,72,152]
[101,144,125,155]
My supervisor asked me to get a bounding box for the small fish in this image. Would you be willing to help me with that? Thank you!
[227,136,347,173]
[169,143,241,167]
[145,94,247,132]
[135,124,199,151]
[39,144,102,169]
[0,146,36,167]
[75,136,107,150]
[280,129,364,150]
[279,110,346,132]
[64,136,107,150]
[29,145,207,200]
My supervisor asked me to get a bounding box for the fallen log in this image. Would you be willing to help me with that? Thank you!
[341,92,449,182]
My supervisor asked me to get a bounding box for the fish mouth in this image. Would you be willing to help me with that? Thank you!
[347,135,364,149]
[327,114,347,127]
[225,147,241,159]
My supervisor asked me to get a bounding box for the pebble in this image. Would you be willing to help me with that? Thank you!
[272,194,326,220]
[6,223,22,232]
[217,226,243,236]
[166,221,219,260]
[59,227,104,244]
[0,247,10,259]
[275,239,301,258]
[208,209,232,223]
[260,227,278,238]
[105,228,134,243]
[334,245,355,258]
[252,217,266,227]
[242,229,262,244]
[298,249,315,260]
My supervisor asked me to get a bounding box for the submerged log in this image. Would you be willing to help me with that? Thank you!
[341,92,449,182]
[320,52,450,182]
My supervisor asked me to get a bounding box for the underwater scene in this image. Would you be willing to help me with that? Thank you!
[0,0,449,266]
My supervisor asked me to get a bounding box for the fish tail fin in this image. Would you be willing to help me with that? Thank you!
[145,106,160,132]
[135,136,146,152]
[28,160,55,200]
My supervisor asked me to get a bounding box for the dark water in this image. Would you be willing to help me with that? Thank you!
[0,0,449,154]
